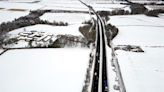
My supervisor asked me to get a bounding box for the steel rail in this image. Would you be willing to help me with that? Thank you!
[79,1,109,92]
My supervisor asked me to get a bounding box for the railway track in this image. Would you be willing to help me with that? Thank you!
[79,1,109,92]
[80,1,127,92]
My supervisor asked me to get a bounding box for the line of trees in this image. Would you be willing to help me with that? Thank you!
[0,10,68,35]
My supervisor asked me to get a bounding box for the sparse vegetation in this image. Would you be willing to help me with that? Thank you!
[2,33,88,49]
[0,35,4,48]
[8,9,27,12]
[144,9,164,17]
[97,9,130,17]
[79,24,96,44]
[79,19,119,47]
[106,23,119,46]
[0,10,68,35]
[130,3,148,14]
[51,35,88,48]
[114,45,144,52]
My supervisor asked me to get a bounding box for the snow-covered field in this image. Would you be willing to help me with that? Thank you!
[0,48,90,92]
[0,49,4,54]
[109,14,164,92]
[4,24,84,48]
[1,0,164,92]
[0,0,130,11]
[109,15,164,46]
[40,2,129,11]
[40,13,90,24]
[116,48,164,92]
[0,1,43,10]
[9,24,83,36]
[0,10,29,23]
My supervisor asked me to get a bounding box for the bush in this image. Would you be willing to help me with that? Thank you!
[98,11,110,17]
[82,20,92,25]
[130,3,148,14]
[144,10,159,17]
[49,35,88,48]
[111,10,117,15]
[144,9,164,17]
[3,37,19,46]
[80,19,119,47]
[0,9,69,35]
[116,9,125,15]
[106,23,119,40]
[79,24,96,43]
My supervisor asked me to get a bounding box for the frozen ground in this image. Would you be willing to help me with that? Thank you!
[159,13,164,19]
[9,24,83,36]
[0,1,43,10]
[0,48,90,92]
[40,13,90,24]
[0,10,29,23]
[0,0,129,11]
[109,14,164,92]
[1,0,164,92]
[39,2,129,11]
[116,48,164,92]
[4,24,84,48]
[109,14,164,46]
[0,49,4,54]
[106,47,119,92]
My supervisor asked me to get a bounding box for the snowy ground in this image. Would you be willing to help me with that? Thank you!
[109,15,164,46]
[1,0,164,92]
[0,48,90,92]
[116,48,164,92]
[0,1,43,10]
[109,14,164,92]
[0,10,29,23]
[0,0,130,11]
[0,0,92,92]
[9,24,83,36]
[4,24,84,48]
[40,13,90,25]
[106,47,119,92]
[0,49,4,54]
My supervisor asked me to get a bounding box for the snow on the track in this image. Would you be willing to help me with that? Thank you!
[40,13,90,24]
[0,10,29,24]
[0,48,90,92]
[106,47,118,92]
[109,15,164,46]
[9,24,83,36]
[116,48,164,92]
